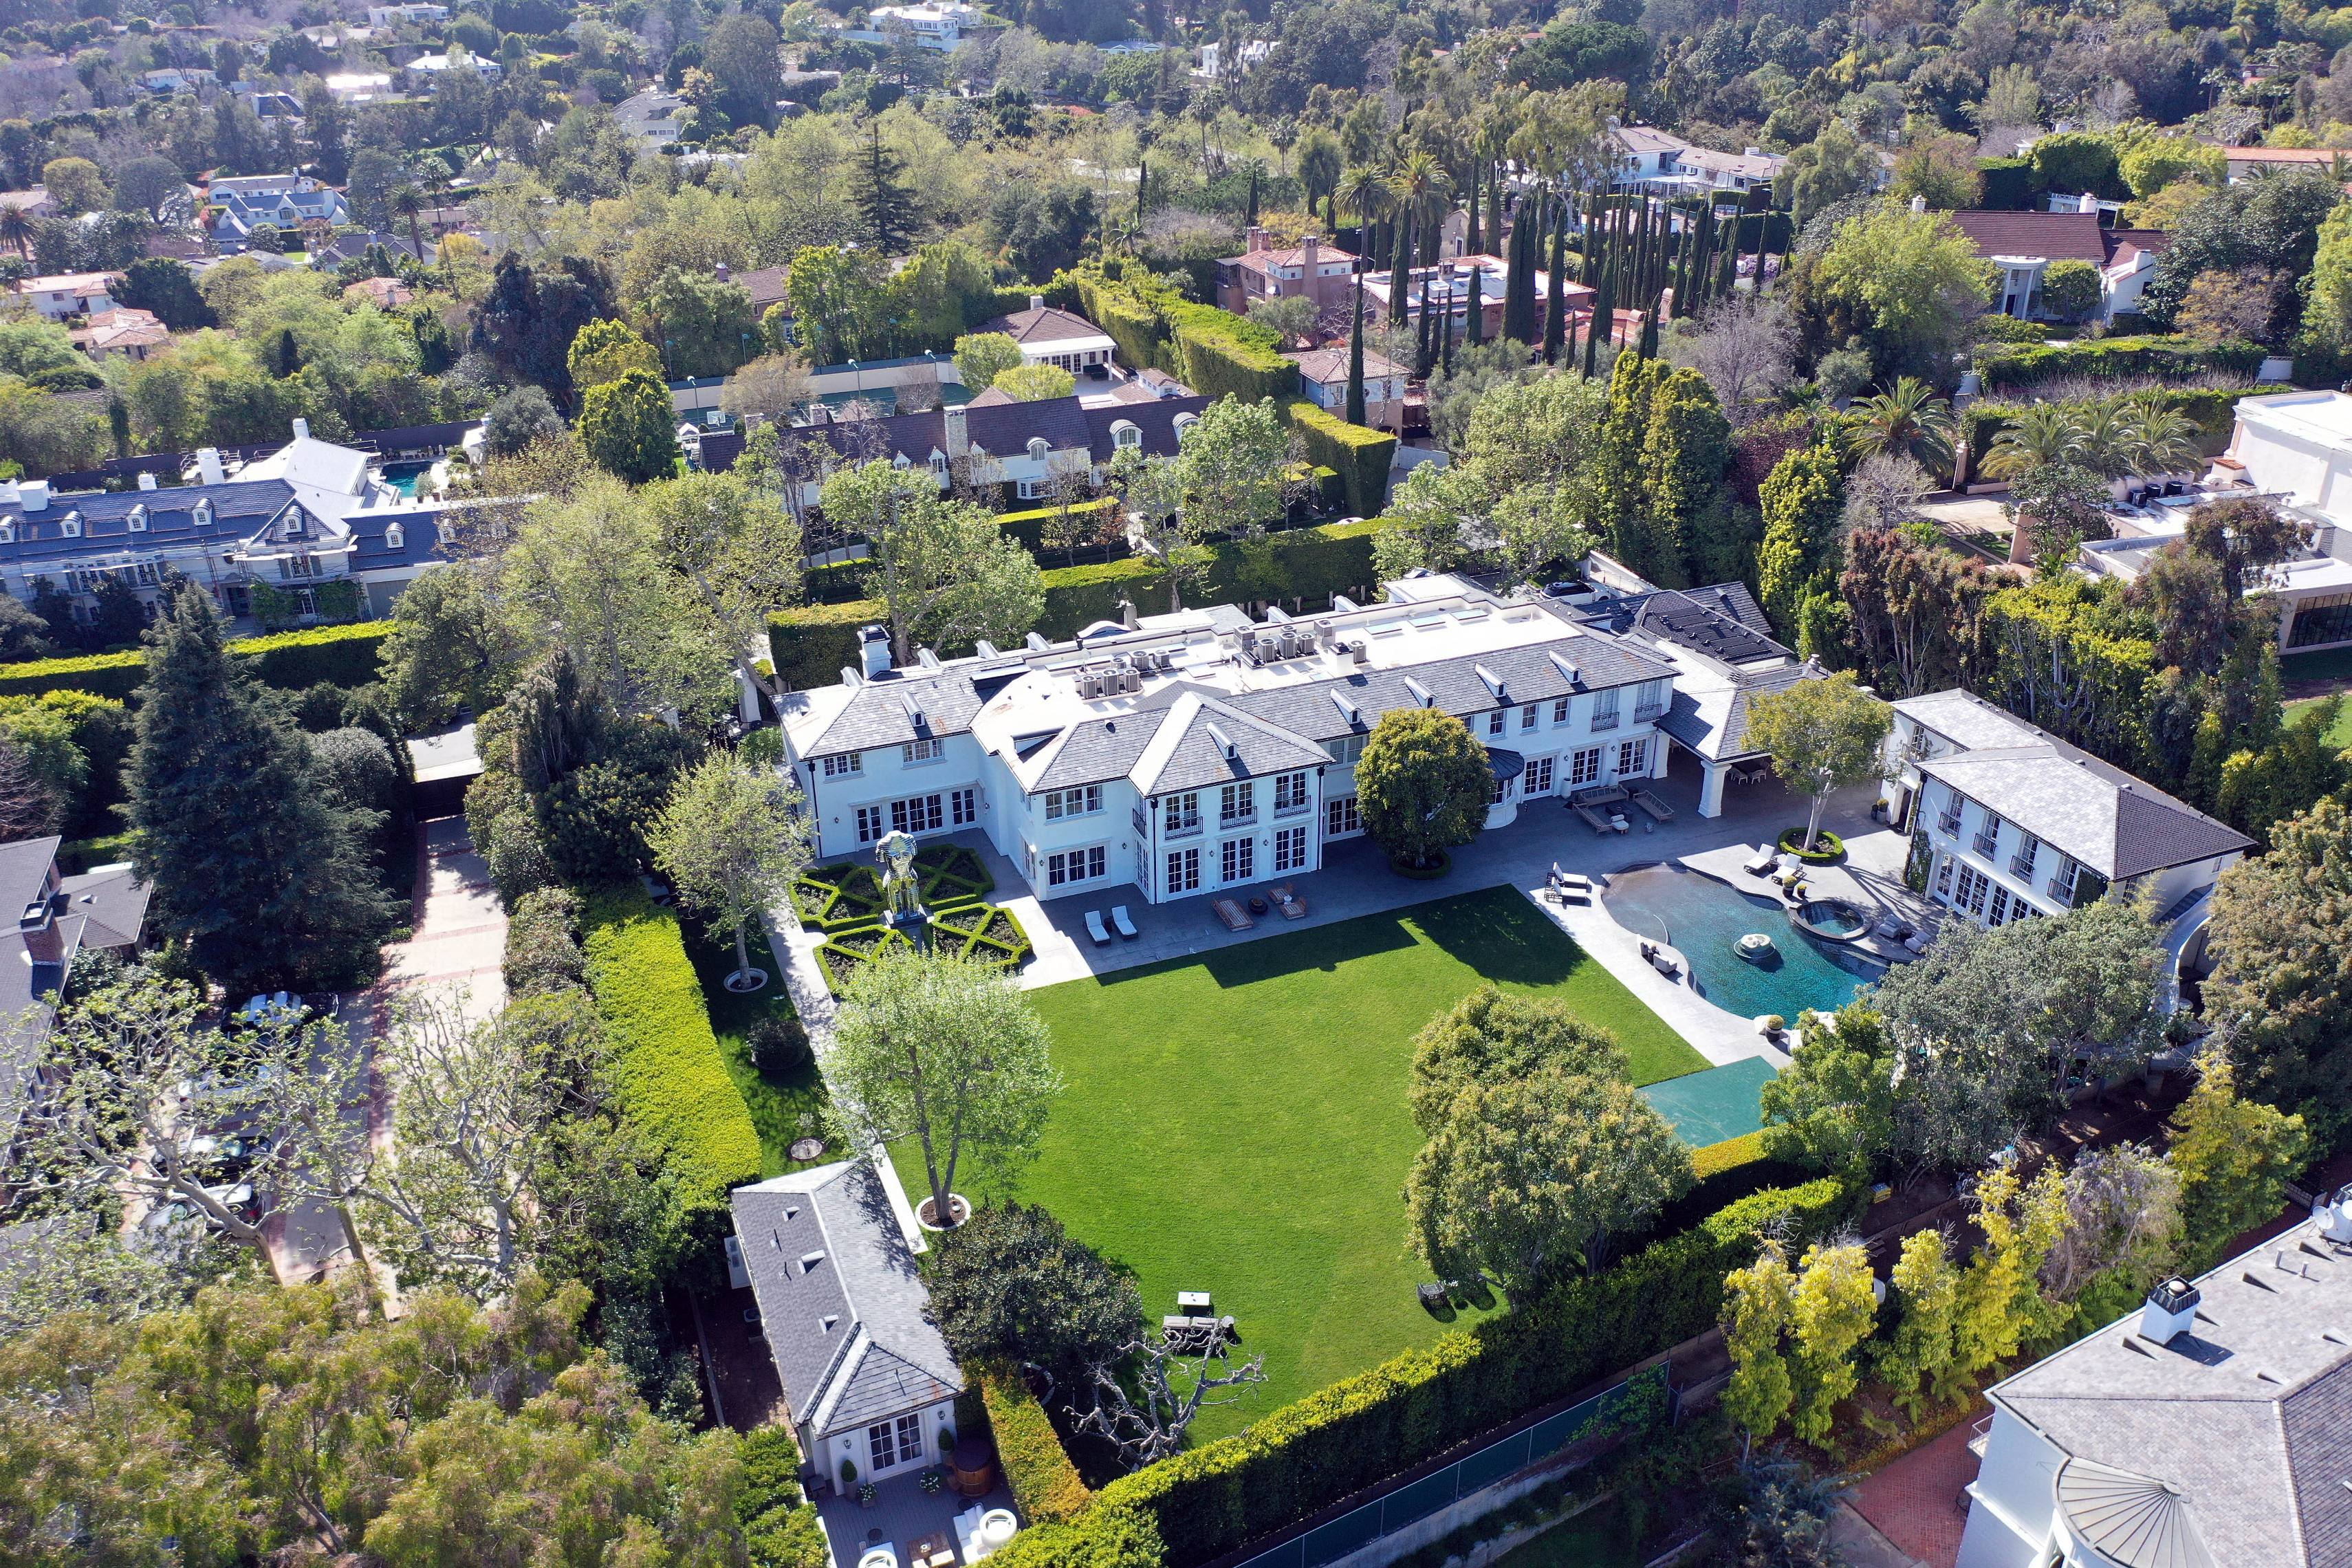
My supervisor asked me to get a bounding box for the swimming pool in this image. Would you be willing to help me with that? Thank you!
[1602,864,1883,1021]
[382,460,435,497]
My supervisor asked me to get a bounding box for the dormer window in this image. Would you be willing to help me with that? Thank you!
[1173,412,1199,440]
[127,504,146,532]
[59,511,80,539]
[193,499,212,528]
[928,450,948,475]
[1111,420,1142,450]
[385,523,404,550]
[0,521,13,544]
[1027,437,1050,463]
[893,452,911,469]
[435,521,455,544]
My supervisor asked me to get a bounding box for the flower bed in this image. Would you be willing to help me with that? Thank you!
[790,845,995,933]
[1777,827,1846,863]
[814,924,915,990]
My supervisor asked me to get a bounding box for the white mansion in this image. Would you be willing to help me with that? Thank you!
[777,568,1827,906]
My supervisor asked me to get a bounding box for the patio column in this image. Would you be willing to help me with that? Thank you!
[1698,761,1728,819]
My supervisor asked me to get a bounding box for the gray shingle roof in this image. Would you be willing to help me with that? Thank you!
[1629,588,1787,663]
[731,1161,961,1439]
[1222,634,1676,744]
[1987,1210,2352,1568]
[1920,745,2252,880]
[795,395,1212,467]
[1032,710,1168,791]
[1133,696,1331,796]
[1654,662,1820,763]
[1567,581,1778,648]
[802,668,986,759]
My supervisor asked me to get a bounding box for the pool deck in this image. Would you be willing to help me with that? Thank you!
[769,753,1932,1075]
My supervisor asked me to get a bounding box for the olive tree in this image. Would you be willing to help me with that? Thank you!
[1745,670,1892,853]
[649,753,812,992]
[830,946,1062,1228]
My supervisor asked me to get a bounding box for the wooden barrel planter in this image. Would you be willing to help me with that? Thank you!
[948,1435,997,1499]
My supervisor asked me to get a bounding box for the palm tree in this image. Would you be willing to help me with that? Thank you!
[1845,377,1957,475]
[1982,402,2087,479]
[2115,397,2203,476]
[1338,163,1394,258]
[2068,398,2137,477]
[390,184,428,271]
[0,202,28,262]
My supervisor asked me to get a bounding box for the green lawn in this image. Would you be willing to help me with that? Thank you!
[679,914,835,1178]
[1490,1499,1643,1568]
[2284,690,2352,750]
[893,886,1706,1440]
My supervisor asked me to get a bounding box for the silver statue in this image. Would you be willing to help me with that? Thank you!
[876,829,924,925]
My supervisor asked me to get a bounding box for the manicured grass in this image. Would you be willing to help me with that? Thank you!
[679,913,835,1179]
[2284,690,2352,750]
[893,886,1706,1440]
[1489,1499,1643,1568]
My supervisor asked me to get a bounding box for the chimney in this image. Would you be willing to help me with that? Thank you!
[2137,1277,2201,1346]
[2079,191,2100,215]
[1118,597,1137,629]
[858,624,892,678]
[941,402,969,460]
[1745,146,1762,157]
[17,481,48,513]
[197,447,224,486]
[1909,195,1926,215]
[137,470,157,490]
[716,261,730,282]
[1247,226,1268,253]
[1028,293,1045,312]
[292,417,309,440]
[1302,232,1318,272]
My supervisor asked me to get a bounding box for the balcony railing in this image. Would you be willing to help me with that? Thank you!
[2010,851,2037,880]
[1633,699,1667,722]
[1274,798,1311,818]
[1973,830,1999,856]
[1937,812,1963,836]
[1220,807,1258,829]
[1591,709,1621,732]
[1165,814,1203,839]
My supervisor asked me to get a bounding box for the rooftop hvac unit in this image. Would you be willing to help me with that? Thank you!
[1080,673,1104,699]
[1351,642,1369,666]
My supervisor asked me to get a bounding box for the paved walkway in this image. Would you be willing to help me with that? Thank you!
[1846,1411,1986,1568]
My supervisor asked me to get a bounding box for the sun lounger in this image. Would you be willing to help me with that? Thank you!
[1213,897,1254,931]
[1574,803,1616,835]
[1631,790,1675,823]
[1556,873,1592,902]
[1111,905,1139,939]
[1276,890,1307,918]
[1742,845,1778,878]
[1085,909,1111,946]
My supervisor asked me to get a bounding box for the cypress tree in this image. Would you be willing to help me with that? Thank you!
[1245,162,1260,226]
[1390,208,1413,325]
[1543,196,1568,364]
[1417,275,1435,375]
[1465,259,1483,347]
[1637,305,1659,360]
[1485,167,1503,256]
[1346,272,1367,426]
[1501,199,1528,344]
[1466,171,1479,263]
[129,584,398,992]
[1715,212,1741,301]
[1439,270,1457,372]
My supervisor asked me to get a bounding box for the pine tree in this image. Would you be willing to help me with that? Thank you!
[129,584,397,992]
[854,122,915,254]
[1346,274,1367,427]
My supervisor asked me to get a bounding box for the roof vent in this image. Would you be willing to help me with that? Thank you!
[1331,690,1361,727]
[1404,677,1433,707]
[1351,641,1369,667]
[904,697,926,729]
[1206,721,1238,760]
[2139,1277,2201,1346]
[1026,633,1050,651]
[800,1250,825,1273]
[820,1314,839,1333]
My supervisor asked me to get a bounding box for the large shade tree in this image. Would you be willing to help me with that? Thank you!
[1745,671,1892,854]
[649,754,812,992]
[820,459,1045,665]
[1353,708,1494,872]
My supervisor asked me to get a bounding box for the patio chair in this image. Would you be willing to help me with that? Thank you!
[1556,872,1592,902]
[1631,789,1675,823]
[1085,909,1111,946]
[1111,905,1139,939]
[1573,803,1615,836]
[1741,845,1778,878]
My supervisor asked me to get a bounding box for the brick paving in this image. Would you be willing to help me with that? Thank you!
[1846,1408,1986,1568]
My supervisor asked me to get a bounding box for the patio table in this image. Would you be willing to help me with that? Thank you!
[908,1530,956,1568]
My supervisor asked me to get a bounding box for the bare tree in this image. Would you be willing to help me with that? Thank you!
[720,349,816,424]
[0,732,56,839]
[1672,295,1798,426]
[1064,1329,1268,1470]
[897,363,943,413]
[1842,453,1934,536]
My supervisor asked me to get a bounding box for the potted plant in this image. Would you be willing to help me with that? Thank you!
[838,1457,858,1499]
[859,1483,878,1508]
[919,1468,946,1494]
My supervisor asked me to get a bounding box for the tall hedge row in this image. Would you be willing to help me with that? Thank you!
[1285,400,1396,516]
[767,522,1384,688]
[1975,335,2267,390]
[976,1360,1095,1525]
[580,888,763,1221]
[1067,265,1300,404]
[0,619,392,701]
[1030,1177,1858,1568]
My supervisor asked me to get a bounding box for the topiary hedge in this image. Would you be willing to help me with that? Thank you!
[738,1426,828,1568]
[1285,400,1395,517]
[1087,1177,1858,1567]
[0,620,392,702]
[976,1359,1095,1525]
[813,922,916,991]
[582,889,764,1220]
[1974,335,2266,391]
[767,598,883,692]
[930,901,1033,969]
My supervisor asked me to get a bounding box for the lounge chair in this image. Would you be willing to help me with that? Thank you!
[1111,905,1139,939]
[1574,803,1616,835]
[1631,789,1675,823]
[1557,872,1592,902]
[1085,909,1111,946]
[1741,845,1778,878]
[1274,886,1307,918]
[1212,897,1254,931]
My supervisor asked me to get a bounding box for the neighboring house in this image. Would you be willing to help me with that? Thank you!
[1562,571,1829,818]
[1955,1205,2352,1568]
[1610,126,1787,193]
[344,276,415,309]
[207,175,351,248]
[243,90,305,126]
[977,296,1120,374]
[404,50,504,86]
[613,89,688,149]
[849,1,990,47]
[0,423,457,624]
[0,835,150,1136]
[737,393,1211,509]
[9,271,120,320]
[0,187,56,222]
[732,1162,962,1495]
[366,2,450,21]
[728,262,791,315]
[1360,253,1589,343]
[776,570,1684,902]
[1215,229,1360,316]
[1886,689,2252,933]
[323,71,399,105]
[1946,209,2170,322]
[1284,345,1406,430]
[141,67,216,94]
[1195,39,1272,78]
[69,307,170,361]
[2218,143,2351,184]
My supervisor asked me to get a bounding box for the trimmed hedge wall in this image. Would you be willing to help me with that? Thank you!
[767,523,1383,688]
[582,889,763,1219]
[1975,157,2040,210]
[0,620,392,701]
[1067,264,1300,404]
[977,1360,1095,1525]
[1975,335,2267,390]
[1089,1177,1859,1567]
[1286,400,1396,517]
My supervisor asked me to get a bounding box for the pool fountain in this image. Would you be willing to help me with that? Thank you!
[1735,932,1779,963]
